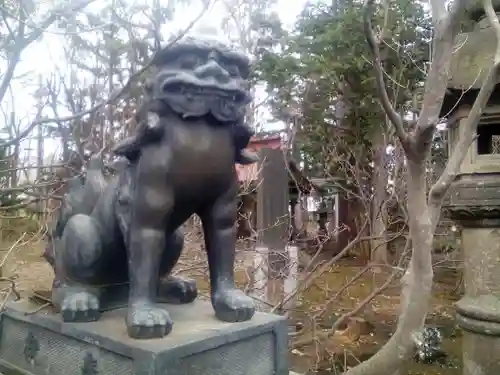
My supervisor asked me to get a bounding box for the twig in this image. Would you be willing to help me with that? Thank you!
[0,278,21,301]
[0,0,212,149]
[312,263,373,321]
[293,240,410,348]
[428,0,500,227]
[24,303,51,315]
[347,1,472,375]
[0,232,26,270]
[270,218,371,314]
[293,259,404,348]
[363,0,408,147]
[411,0,468,152]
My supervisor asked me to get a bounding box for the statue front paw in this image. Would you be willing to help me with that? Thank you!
[212,288,255,322]
[61,292,100,322]
[126,304,173,339]
[158,275,198,304]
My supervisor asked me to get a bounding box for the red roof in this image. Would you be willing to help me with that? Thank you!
[235,134,282,183]
[247,134,282,150]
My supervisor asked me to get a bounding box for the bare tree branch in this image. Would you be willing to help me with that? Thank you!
[349,1,483,375]
[363,0,408,148]
[0,0,212,149]
[411,0,468,154]
[0,0,98,106]
[428,0,500,224]
[430,0,447,23]
[0,3,27,107]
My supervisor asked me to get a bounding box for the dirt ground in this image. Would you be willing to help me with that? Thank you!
[283,255,462,375]
[0,238,463,375]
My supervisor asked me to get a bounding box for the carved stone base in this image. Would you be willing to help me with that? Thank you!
[453,224,500,375]
[444,173,500,225]
[0,299,288,375]
[456,295,500,328]
[461,331,500,375]
[456,296,500,375]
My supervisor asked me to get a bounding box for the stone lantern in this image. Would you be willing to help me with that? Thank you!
[316,200,329,236]
[443,7,500,375]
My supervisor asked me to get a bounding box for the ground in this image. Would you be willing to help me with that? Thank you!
[0,234,463,375]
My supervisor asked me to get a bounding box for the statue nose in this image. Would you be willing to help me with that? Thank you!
[194,60,230,82]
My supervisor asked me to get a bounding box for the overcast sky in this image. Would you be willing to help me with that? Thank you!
[3,0,307,170]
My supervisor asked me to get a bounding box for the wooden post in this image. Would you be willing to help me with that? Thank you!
[256,148,289,251]
[252,148,294,311]
[289,197,297,240]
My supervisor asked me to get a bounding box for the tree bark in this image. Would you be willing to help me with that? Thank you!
[371,127,389,264]
[345,1,489,374]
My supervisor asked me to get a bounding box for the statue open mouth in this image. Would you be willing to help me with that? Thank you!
[160,81,249,104]
[145,37,252,122]
[153,78,250,121]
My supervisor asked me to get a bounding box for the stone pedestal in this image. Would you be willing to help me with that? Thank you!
[0,299,288,375]
[445,173,500,375]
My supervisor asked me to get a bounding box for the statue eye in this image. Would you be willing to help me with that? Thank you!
[239,66,250,79]
[224,64,240,77]
[178,54,199,69]
[219,56,248,78]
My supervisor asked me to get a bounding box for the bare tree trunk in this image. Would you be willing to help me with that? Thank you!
[9,111,18,188]
[11,143,18,188]
[105,0,117,151]
[345,1,497,374]
[36,75,45,182]
[371,127,388,263]
[36,123,44,181]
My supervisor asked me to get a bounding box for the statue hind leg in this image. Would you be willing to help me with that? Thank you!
[157,229,198,304]
[52,213,105,323]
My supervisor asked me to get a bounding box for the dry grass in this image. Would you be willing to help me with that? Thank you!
[0,227,462,375]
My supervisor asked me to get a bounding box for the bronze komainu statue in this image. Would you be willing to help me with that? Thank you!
[45,36,258,339]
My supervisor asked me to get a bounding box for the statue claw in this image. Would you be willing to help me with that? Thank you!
[158,276,198,304]
[212,288,255,322]
[61,292,100,323]
[126,304,173,339]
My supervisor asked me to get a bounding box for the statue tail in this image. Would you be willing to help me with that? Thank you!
[51,154,108,238]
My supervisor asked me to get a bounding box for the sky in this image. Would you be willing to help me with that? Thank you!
[4,0,309,175]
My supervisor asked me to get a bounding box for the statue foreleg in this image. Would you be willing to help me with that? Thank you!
[199,181,255,322]
[233,121,259,165]
[126,162,174,339]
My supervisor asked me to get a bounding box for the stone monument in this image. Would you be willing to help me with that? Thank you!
[0,35,289,375]
[443,6,500,375]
